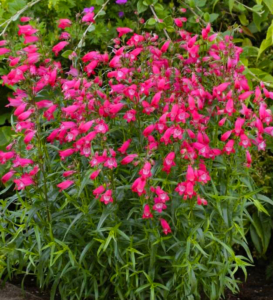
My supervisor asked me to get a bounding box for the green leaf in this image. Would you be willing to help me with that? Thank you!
[238,14,249,26]
[135,283,150,293]
[0,126,12,147]
[252,4,263,12]
[97,10,106,16]
[256,194,273,206]
[229,0,234,12]
[137,1,148,13]
[61,50,73,58]
[0,113,10,125]
[209,13,219,23]
[194,0,207,7]
[147,18,156,26]
[154,3,164,11]
[258,38,272,59]
[87,25,96,32]
[252,199,269,215]
[263,0,273,13]
[241,46,259,58]
[203,13,210,22]
[250,224,263,253]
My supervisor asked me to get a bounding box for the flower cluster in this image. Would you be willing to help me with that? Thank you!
[1,15,273,235]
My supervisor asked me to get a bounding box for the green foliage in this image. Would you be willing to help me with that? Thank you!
[0,158,260,299]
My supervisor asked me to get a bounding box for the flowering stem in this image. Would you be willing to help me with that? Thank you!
[149,5,171,40]
[75,0,111,51]
[35,112,51,223]
[0,0,42,36]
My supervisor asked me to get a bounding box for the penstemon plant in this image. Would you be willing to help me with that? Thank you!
[0,9,272,300]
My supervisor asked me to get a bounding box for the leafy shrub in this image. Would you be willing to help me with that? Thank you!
[1,7,273,300]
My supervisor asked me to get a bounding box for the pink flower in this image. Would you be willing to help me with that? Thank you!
[28,165,39,176]
[139,162,152,179]
[59,32,71,40]
[44,105,58,121]
[197,195,208,205]
[223,140,235,155]
[246,150,252,168]
[121,154,138,165]
[161,40,171,53]
[94,121,109,134]
[23,130,36,144]
[118,139,131,154]
[116,27,133,37]
[131,177,146,196]
[234,118,245,136]
[100,190,113,204]
[93,185,105,198]
[18,25,37,36]
[58,19,72,29]
[1,170,15,183]
[59,149,75,160]
[90,169,101,180]
[63,170,76,177]
[57,180,74,191]
[265,127,273,136]
[82,12,95,23]
[174,18,183,28]
[36,100,53,109]
[154,186,169,202]
[142,204,153,219]
[143,124,155,137]
[20,17,31,22]
[52,41,69,56]
[162,152,176,173]
[12,157,34,168]
[221,130,232,142]
[0,48,10,55]
[14,175,35,190]
[153,199,167,213]
[160,219,171,235]
[104,157,117,169]
[124,110,136,122]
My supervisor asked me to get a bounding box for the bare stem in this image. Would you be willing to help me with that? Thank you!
[149,5,171,40]
[75,0,111,51]
[0,0,42,36]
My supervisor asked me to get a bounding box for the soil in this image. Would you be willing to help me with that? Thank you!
[225,259,273,300]
[7,276,51,300]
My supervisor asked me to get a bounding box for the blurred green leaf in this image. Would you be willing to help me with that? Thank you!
[229,0,234,12]
[0,126,12,147]
[262,0,273,13]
